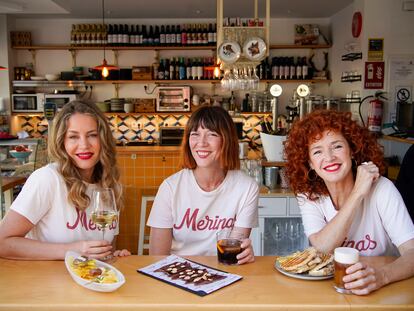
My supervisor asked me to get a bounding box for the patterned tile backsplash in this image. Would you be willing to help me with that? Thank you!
[16,113,272,147]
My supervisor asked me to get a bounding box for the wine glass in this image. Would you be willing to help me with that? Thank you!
[90,188,118,261]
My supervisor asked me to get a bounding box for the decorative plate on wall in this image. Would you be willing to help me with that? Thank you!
[218,41,241,64]
[243,37,267,61]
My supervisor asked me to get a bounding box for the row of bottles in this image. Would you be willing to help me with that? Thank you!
[223,17,264,27]
[70,23,217,47]
[154,57,218,80]
[257,56,310,80]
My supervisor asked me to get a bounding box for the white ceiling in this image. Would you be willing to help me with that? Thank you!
[0,0,353,19]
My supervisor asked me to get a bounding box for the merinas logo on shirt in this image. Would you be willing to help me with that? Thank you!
[174,208,235,231]
[66,208,117,231]
[341,234,377,251]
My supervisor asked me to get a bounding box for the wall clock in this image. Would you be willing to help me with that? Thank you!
[352,11,362,38]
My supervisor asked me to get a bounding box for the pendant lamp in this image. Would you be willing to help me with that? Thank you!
[0,66,7,70]
[94,0,118,77]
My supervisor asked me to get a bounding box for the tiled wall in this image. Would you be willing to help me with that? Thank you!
[15,113,272,147]
[117,150,181,254]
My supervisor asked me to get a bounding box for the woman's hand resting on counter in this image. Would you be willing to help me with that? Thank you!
[236,238,255,265]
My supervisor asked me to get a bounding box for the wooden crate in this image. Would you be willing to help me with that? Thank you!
[132,66,152,80]
[133,99,156,112]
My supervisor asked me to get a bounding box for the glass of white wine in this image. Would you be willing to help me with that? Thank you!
[90,188,118,261]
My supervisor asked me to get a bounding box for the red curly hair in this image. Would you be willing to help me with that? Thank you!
[284,110,385,201]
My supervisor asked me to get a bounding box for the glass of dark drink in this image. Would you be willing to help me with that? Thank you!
[334,247,359,294]
[216,229,244,265]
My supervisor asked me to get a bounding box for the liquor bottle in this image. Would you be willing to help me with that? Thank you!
[175,25,181,46]
[164,58,170,80]
[289,57,296,80]
[137,25,143,45]
[165,25,171,46]
[158,59,165,80]
[207,23,214,45]
[154,26,160,45]
[212,23,217,45]
[202,24,208,45]
[123,24,129,46]
[168,57,174,80]
[186,58,192,80]
[302,56,308,79]
[117,24,123,46]
[148,25,154,45]
[129,25,135,46]
[229,91,236,112]
[196,58,203,80]
[191,58,197,80]
[169,25,175,45]
[160,25,166,45]
[142,25,148,46]
[179,57,186,80]
[296,57,302,81]
[284,57,290,80]
[70,24,76,46]
[271,57,278,80]
[134,25,140,46]
[197,24,203,45]
[181,24,187,46]
[242,93,250,112]
[152,59,159,80]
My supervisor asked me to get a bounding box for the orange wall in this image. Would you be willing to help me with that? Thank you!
[116,149,181,254]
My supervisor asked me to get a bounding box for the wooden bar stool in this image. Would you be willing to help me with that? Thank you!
[137,194,155,255]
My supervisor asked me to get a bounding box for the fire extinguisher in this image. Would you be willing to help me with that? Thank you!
[359,91,387,132]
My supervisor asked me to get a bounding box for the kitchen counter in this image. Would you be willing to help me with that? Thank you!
[116,145,181,154]
[0,256,412,310]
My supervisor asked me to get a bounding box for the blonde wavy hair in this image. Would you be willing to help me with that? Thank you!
[48,101,122,211]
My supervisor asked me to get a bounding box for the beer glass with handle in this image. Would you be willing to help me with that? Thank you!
[90,188,118,261]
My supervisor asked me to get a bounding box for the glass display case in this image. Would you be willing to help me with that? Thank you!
[0,138,47,176]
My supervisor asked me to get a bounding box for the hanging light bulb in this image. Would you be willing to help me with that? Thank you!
[93,0,118,77]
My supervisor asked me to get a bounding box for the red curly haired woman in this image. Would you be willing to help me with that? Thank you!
[284,110,414,295]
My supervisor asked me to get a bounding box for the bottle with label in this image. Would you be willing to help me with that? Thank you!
[296,57,302,80]
[289,57,296,80]
[175,25,181,46]
[186,58,192,80]
[157,59,165,80]
[160,25,166,45]
[148,25,154,46]
[181,24,187,46]
[164,59,170,80]
[302,57,308,79]
[229,91,236,112]
[154,26,160,45]
[170,25,176,46]
[179,57,186,80]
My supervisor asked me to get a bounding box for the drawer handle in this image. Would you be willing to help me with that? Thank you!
[258,205,264,209]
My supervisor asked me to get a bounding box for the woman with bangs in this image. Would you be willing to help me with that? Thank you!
[285,109,414,295]
[148,105,258,264]
[0,101,130,260]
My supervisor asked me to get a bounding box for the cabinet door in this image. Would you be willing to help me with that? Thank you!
[288,197,300,216]
[258,197,287,216]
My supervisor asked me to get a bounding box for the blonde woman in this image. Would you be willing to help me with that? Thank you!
[0,101,130,260]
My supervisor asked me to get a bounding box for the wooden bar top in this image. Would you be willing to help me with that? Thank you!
[0,256,412,310]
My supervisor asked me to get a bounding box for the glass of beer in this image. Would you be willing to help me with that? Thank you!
[216,229,244,265]
[334,247,359,294]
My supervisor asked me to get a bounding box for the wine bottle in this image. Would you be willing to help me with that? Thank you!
[160,25,166,46]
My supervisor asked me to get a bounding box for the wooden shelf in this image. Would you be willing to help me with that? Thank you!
[261,79,331,84]
[269,44,331,49]
[12,45,216,51]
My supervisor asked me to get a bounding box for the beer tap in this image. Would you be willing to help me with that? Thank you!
[269,84,283,132]
[296,84,310,119]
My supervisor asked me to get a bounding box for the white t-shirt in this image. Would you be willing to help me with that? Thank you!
[299,177,414,256]
[11,163,119,243]
[147,169,259,256]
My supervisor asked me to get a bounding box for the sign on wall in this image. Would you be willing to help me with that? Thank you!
[368,38,384,61]
[364,62,384,89]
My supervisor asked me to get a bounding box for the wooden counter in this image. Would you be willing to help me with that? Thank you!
[0,256,412,310]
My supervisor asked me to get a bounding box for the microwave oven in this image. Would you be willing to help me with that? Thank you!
[156,86,191,112]
[12,93,45,112]
[44,94,78,110]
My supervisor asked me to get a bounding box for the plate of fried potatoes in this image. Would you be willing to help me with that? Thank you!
[65,251,125,292]
[275,247,334,280]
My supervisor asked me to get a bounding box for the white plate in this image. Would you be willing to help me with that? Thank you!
[64,251,125,292]
[243,37,267,61]
[30,76,46,81]
[218,41,241,64]
[274,260,333,281]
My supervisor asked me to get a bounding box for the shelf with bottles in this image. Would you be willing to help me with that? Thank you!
[11,45,216,51]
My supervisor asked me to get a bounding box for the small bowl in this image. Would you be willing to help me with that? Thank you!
[9,150,32,159]
[45,74,59,81]
[65,251,125,292]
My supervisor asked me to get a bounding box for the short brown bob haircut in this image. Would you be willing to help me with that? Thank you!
[285,109,385,201]
[181,105,240,170]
